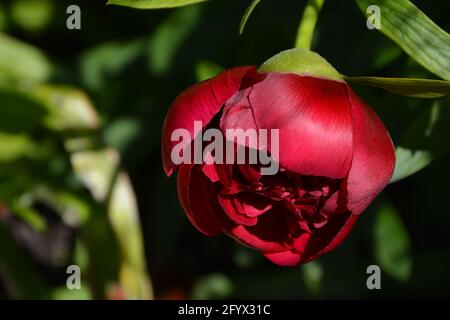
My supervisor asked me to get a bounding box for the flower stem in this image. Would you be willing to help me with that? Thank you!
[295,0,325,49]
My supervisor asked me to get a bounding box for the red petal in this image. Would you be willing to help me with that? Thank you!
[303,212,359,263]
[177,164,223,235]
[264,250,302,266]
[218,193,258,226]
[249,74,353,178]
[229,224,286,252]
[162,67,257,176]
[345,88,395,215]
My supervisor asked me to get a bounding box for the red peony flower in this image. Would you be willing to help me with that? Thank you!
[161,49,395,266]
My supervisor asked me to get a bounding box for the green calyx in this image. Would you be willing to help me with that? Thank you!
[258,48,344,82]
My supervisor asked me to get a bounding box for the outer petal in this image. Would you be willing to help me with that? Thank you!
[303,212,359,263]
[264,250,302,266]
[345,87,395,215]
[248,73,354,178]
[162,67,257,176]
[177,164,223,235]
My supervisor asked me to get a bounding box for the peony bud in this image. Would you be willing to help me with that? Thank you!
[162,49,395,266]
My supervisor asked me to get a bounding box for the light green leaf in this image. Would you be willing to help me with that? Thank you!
[10,0,54,33]
[195,60,224,81]
[356,0,450,80]
[374,200,412,282]
[0,33,52,82]
[345,76,450,98]
[31,85,101,131]
[295,0,325,49]
[107,0,207,9]
[69,146,153,299]
[239,0,262,35]
[391,100,450,183]
[0,132,37,162]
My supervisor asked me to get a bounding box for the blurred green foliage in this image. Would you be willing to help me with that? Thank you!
[0,0,449,300]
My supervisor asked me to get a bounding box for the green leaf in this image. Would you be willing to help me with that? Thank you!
[107,0,207,9]
[301,261,323,295]
[148,5,202,75]
[31,85,101,132]
[295,0,325,49]
[195,60,224,81]
[374,200,412,282]
[80,40,145,91]
[345,76,450,98]
[355,0,450,80]
[70,146,153,299]
[391,100,450,183]
[239,0,262,35]
[0,132,37,162]
[0,33,52,82]
[10,0,54,33]
[0,88,47,133]
[192,274,233,299]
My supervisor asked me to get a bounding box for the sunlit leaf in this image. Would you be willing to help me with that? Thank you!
[374,200,412,282]
[356,0,450,80]
[0,132,37,162]
[69,146,153,299]
[345,76,450,98]
[31,85,101,131]
[0,33,52,82]
[10,0,54,33]
[107,0,207,9]
[295,0,324,49]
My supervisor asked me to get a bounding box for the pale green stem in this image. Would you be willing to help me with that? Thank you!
[295,0,325,49]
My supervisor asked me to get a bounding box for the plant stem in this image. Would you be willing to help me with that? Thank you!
[295,0,325,49]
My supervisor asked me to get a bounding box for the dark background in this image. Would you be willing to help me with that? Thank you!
[0,0,449,299]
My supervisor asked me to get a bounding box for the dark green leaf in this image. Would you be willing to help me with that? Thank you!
[0,222,51,299]
[391,100,450,183]
[239,0,262,35]
[374,200,412,282]
[107,0,207,9]
[148,6,202,75]
[0,88,46,133]
[356,0,450,80]
[345,76,450,98]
